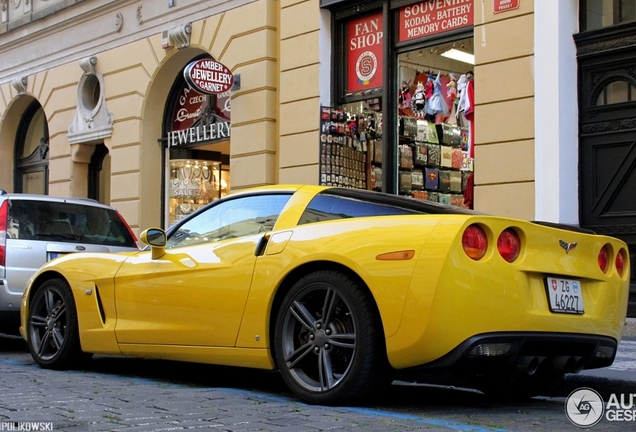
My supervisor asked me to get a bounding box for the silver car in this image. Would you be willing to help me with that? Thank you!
[0,191,139,334]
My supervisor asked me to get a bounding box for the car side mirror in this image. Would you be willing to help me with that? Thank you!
[140,228,166,260]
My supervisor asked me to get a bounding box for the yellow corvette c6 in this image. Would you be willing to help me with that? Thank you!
[20,185,630,405]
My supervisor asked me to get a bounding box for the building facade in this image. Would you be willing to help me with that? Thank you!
[0,0,633,314]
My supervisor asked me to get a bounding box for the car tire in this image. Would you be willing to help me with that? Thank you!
[274,270,390,405]
[27,279,90,370]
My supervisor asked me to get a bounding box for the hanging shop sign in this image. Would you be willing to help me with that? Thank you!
[347,12,383,93]
[493,0,519,14]
[398,0,474,42]
[184,59,234,95]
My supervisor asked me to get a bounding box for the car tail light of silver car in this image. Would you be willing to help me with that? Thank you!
[462,224,487,260]
[616,248,627,277]
[0,199,7,267]
[598,244,610,274]
[497,228,521,263]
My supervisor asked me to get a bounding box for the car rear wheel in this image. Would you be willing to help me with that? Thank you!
[27,279,89,369]
[274,270,390,405]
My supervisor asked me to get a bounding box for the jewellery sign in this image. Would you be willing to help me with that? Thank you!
[347,12,383,93]
[166,61,232,148]
[398,0,474,42]
[184,59,234,95]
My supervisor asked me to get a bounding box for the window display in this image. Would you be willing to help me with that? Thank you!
[168,159,229,226]
[320,35,475,209]
[395,42,475,207]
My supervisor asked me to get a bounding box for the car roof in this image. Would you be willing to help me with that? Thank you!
[0,192,114,210]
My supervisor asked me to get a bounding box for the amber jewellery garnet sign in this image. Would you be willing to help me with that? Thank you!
[184,59,234,94]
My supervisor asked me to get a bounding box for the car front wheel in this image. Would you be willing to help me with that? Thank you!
[27,279,88,369]
[274,270,390,405]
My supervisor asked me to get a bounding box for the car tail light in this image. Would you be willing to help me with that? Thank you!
[497,228,521,263]
[117,211,139,248]
[616,248,627,277]
[462,224,487,260]
[598,245,610,274]
[0,200,7,267]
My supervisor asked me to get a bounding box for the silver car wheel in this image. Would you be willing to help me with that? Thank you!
[280,284,357,393]
[29,285,68,361]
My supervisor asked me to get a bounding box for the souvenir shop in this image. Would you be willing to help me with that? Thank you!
[320,0,475,208]
[163,56,232,226]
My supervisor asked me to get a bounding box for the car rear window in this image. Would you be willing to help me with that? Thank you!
[7,199,136,248]
[298,194,418,224]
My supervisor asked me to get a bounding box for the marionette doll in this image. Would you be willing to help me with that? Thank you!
[425,72,449,123]
[446,73,458,122]
[398,80,413,116]
[413,81,426,118]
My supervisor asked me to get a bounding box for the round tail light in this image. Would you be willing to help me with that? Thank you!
[497,228,521,263]
[616,248,627,277]
[462,224,488,260]
[598,245,610,274]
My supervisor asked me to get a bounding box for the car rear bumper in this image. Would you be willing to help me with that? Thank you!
[395,331,617,383]
[0,279,22,313]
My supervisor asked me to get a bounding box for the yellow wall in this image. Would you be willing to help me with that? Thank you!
[0,0,281,234]
[278,0,321,184]
[473,1,535,219]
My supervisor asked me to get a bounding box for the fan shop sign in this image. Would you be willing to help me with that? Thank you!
[347,12,383,93]
[184,59,234,94]
[399,0,474,42]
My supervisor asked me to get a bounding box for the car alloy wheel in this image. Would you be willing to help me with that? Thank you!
[274,270,390,405]
[27,279,87,369]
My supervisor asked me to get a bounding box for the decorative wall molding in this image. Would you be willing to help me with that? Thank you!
[67,56,114,144]
[581,118,636,134]
[162,22,192,49]
[11,75,26,94]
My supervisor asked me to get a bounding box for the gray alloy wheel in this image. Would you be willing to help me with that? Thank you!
[27,279,88,369]
[274,270,390,405]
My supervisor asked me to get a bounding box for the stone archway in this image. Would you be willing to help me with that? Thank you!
[0,95,39,192]
[138,47,210,230]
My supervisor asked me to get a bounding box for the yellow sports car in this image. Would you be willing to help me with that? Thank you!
[20,185,630,405]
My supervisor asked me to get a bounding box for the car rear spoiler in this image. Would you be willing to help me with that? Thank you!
[531,221,596,235]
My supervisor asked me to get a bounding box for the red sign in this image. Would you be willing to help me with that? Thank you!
[170,82,230,132]
[347,13,383,93]
[493,0,519,14]
[184,59,234,95]
[399,0,474,42]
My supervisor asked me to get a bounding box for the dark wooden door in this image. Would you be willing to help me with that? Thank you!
[576,25,636,317]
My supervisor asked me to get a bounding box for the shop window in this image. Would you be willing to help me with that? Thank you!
[595,79,636,105]
[163,55,231,228]
[395,38,475,208]
[582,0,636,30]
[15,101,49,194]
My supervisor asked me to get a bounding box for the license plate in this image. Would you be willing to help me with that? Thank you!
[545,277,584,314]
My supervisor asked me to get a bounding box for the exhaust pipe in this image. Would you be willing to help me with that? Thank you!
[515,356,545,375]
[551,356,585,374]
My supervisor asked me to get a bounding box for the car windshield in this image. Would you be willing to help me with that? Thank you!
[166,194,292,249]
[7,199,137,248]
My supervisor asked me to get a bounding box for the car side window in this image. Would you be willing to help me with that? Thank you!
[7,199,136,247]
[298,194,417,225]
[166,194,292,249]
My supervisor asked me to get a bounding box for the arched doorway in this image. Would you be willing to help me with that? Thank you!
[14,101,49,194]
